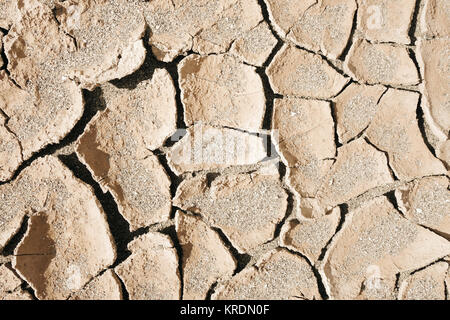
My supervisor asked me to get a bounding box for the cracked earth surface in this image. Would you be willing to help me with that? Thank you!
[0,0,449,300]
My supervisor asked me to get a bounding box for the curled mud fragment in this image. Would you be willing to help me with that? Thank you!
[357,0,416,44]
[280,207,340,263]
[398,262,449,300]
[175,211,236,300]
[92,68,177,152]
[421,0,450,38]
[321,196,450,300]
[365,89,446,180]
[396,176,450,239]
[115,232,181,300]
[142,0,263,62]
[0,66,83,175]
[178,54,265,132]
[142,0,234,61]
[8,156,116,300]
[316,138,394,209]
[212,249,320,300]
[229,21,278,67]
[6,0,146,90]
[191,0,262,55]
[76,69,175,231]
[265,0,356,59]
[345,40,420,86]
[167,124,266,175]
[272,97,336,198]
[173,163,288,253]
[54,0,146,89]
[267,45,349,99]
[333,83,386,144]
[1,0,86,176]
[70,270,122,300]
[0,0,148,179]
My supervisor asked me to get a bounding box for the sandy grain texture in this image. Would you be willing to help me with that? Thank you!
[0,0,448,301]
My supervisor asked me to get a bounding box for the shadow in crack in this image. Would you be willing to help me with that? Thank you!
[0,87,107,186]
[58,153,133,268]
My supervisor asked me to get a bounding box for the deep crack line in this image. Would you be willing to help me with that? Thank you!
[0,87,106,186]
[58,153,133,268]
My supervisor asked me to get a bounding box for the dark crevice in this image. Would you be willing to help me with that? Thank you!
[418,224,450,242]
[163,128,187,149]
[293,43,348,76]
[283,247,329,300]
[338,2,358,61]
[262,40,284,69]
[272,184,293,240]
[205,280,219,300]
[385,190,400,211]
[376,86,389,105]
[416,94,438,157]
[345,124,369,145]
[211,226,251,276]
[222,125,264,137]
[409,257,446,276]
[277,160,287,180]
[129,225,151,240]
[445,276,449,300]
[0,107,24,160]
[110,26,188,134]
[1,216,29,257]
[408,47,423,83]
[331,78,354,100]
[0,31,9,72]
[165,54,189,132]
[394,272,402,294]
[364,137,399,181]
[0,54,23,90]
[255,0,284,132]
[115,270,130,300]
[0,87,106,186]
[154,150,182,203]
[66,267,109,300]
[159,225,184,300]
[4,261,38,299]
[21,281,38,300]
[317,203,348,262]
[329,101,343,149]
[256,66,277,131]
[206,172,221,188]
[257,0,283,43]
[408,0,422,45]
[263,133,280,161]
[381,84,420,93]
[310,267,329,300]
[58,153,133,268]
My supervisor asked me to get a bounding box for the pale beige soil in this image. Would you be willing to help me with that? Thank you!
[0,0,448,300]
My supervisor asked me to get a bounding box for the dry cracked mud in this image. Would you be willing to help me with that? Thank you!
[0,0,449,301]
